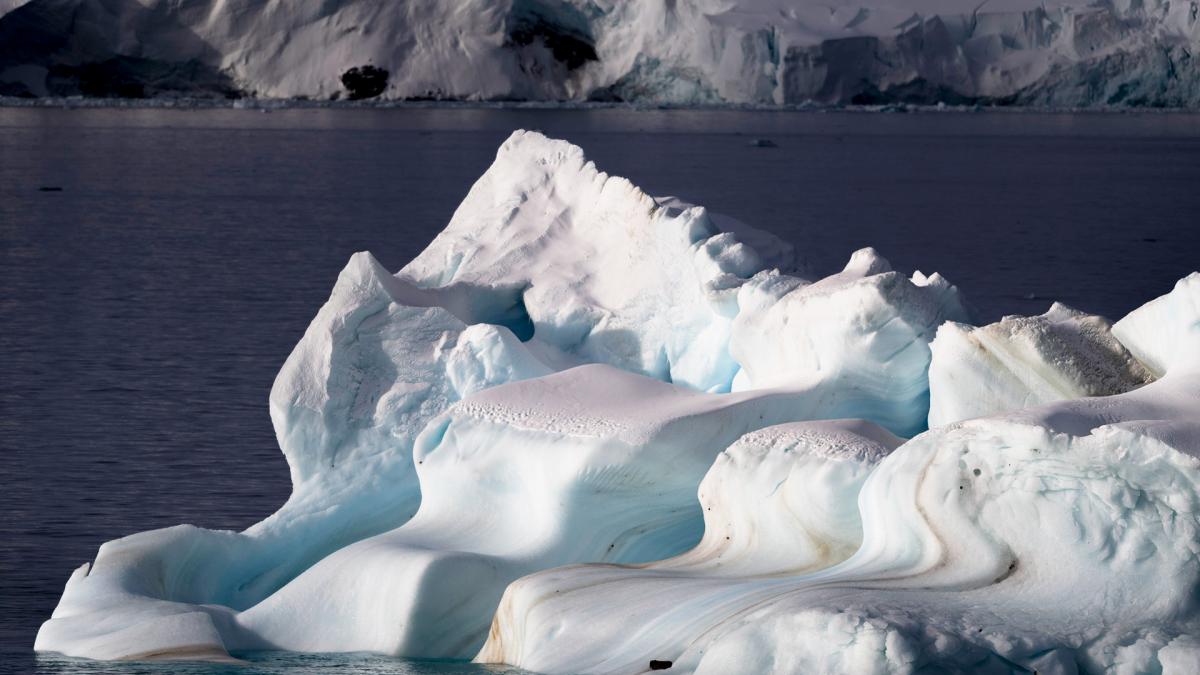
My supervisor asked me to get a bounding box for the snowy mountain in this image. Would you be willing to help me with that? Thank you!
[1,0,1197,106]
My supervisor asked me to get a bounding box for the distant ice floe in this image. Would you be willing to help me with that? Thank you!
[36,131,1200,674]
[2,0,1199,106]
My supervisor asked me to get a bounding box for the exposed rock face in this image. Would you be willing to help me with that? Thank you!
[340,65,389,100]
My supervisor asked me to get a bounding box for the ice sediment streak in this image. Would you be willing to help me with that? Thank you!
[479,275,1200,675]
[928,302,1155,427]
[662,420,902,576]
[479,419,900,673]
[232,366,850,656]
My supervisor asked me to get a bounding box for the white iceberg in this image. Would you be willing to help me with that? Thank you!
[34,131,1200,675]
[478,274,1200,675]
[928,302,1155,427]
[34,130,950,661]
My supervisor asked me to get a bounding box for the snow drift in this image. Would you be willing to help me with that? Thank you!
[2,0,1199,106]
[35,130,1200,675]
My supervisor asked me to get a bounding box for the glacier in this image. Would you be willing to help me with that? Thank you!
[1,0,1199,106]
[34,130,1200,674]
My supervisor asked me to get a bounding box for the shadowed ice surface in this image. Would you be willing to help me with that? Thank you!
[30,652,530,674]
[1,106,1198,672]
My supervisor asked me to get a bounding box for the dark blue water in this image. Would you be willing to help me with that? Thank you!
[2,106,1199,673]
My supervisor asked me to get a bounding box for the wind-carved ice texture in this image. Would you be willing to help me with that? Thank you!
[34,130,963,662]
[2,0,1199,105]
[478,274,1200,674]
[927,302,1156,427]
[34,132,1200,675]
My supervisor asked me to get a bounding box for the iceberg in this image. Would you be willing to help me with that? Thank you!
[33,129,950,661]
[478,274,1200,675]
[35,131,1200,675]
[31,250,552,661]
[2,0,1198,106]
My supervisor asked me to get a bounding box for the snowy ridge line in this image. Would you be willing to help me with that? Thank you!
[1,0,1198,107]
[33,129,1200,674]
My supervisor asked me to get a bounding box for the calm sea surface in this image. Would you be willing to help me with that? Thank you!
[2,106,1199,673]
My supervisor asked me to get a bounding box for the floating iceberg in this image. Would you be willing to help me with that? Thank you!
[479,274,1200,674]
[36,131,1200,675]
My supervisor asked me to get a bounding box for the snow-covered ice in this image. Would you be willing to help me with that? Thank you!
[928,302,1155,427]
[234,366,911,656]
[730,251,967,436]
[399,130,791,392]
[479,274,1200,675]
[2,0,1199,106]
[35,130,1200,674]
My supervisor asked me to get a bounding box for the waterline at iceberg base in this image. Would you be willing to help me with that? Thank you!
[34,130,1200,674]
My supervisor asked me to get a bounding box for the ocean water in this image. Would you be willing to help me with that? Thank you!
[29,652,529,675]
[1,106,1199,673]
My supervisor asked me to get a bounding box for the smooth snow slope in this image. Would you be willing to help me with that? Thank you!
[478,275,1200,675]
[232,367,908,656]
[1,0,1198,105]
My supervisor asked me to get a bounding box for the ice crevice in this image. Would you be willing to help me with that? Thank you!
[34,130,1200,675]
